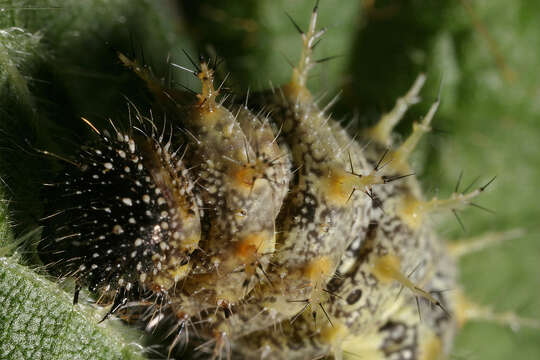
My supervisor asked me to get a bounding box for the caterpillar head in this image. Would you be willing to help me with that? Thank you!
[39,117,201,298]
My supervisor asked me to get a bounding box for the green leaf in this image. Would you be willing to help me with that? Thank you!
[0,256,145,360]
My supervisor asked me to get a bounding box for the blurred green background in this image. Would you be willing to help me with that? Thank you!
[0,0,539,359]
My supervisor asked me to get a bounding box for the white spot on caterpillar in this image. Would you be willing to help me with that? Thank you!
[113,225,124,234]
[128,139,136,153]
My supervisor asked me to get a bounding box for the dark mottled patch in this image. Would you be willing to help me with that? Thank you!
[346,289,363,305]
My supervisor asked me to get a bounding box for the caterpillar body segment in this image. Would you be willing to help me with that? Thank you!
[180,62,292,308]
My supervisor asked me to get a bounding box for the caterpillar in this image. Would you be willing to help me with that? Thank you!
[2,1,537,360]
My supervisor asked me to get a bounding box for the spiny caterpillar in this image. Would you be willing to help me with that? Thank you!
[37,4,536,360]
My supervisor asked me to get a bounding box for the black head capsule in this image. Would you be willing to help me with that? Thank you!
[39,121,201,299]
